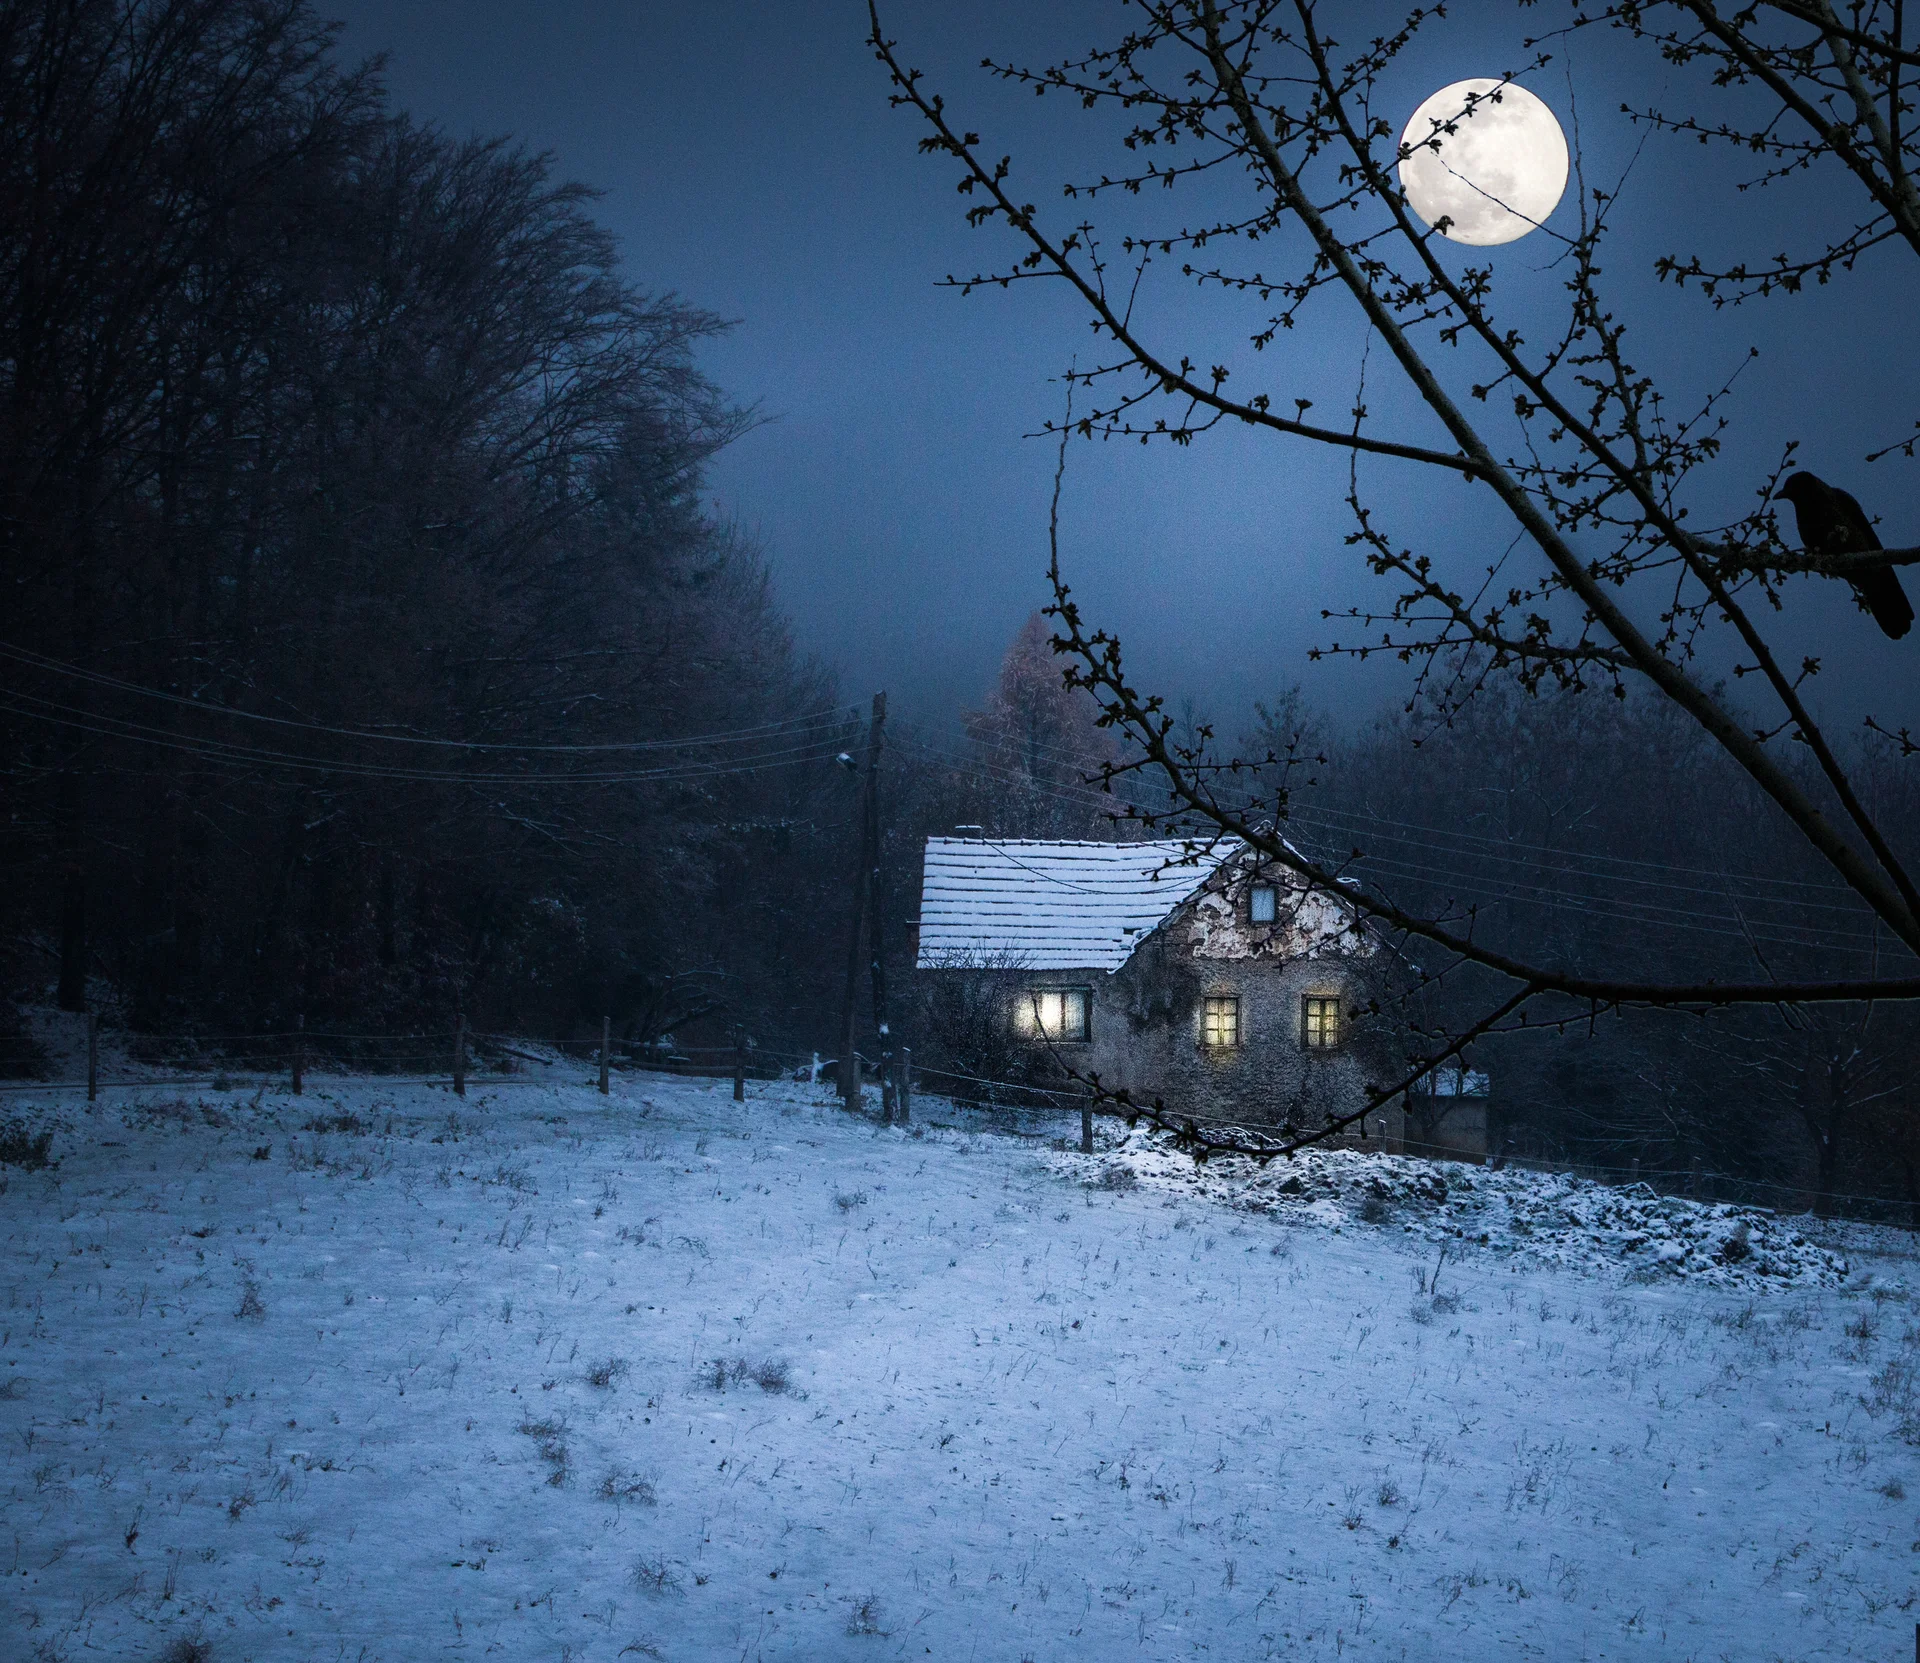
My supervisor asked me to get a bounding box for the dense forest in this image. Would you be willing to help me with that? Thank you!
[0,0,853,1055]
[1,0,1914,1218]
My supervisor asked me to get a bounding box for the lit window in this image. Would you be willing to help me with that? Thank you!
[1028,988,1090,1043]
[1302,995,1341,1050]
[1249,884,1278,924]
[1202,996,1240,1048]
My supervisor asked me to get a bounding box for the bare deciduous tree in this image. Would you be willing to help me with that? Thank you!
[868,0,1920,1157]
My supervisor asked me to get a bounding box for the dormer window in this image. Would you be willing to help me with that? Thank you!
[1249,884,1278,924]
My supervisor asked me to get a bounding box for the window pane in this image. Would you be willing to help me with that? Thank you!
[1303,996,1338,1048]
[1062,989,1089,1041]
[1249,885,1277,924]
[1029,989,1089,1041]
[1203,996,1239,1047]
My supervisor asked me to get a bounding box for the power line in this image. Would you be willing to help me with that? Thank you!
[896,735,1902,960]
[928,712,1879,904]
[0,691,850,787]
[0,640,857,754]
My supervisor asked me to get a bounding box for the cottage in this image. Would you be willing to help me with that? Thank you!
[914,836,1410,1143]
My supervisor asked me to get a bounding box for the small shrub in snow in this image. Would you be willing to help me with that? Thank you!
[597,1467,657,1506]
[1356,1193,1394,1226]
[518,1415,571,1485]
[833,1190,868,1213]
[301,1113,368,1136]
[844,1592,887,1635]
[1377,1478,1402,1507]
[1863,1358,1920,1443]
[699,1355,793,1395]
[1878,1477,1907,1500]
[1089,1165,1137,1192]
[235,1280,265,1320]
[163,1639,215,1663]
[0,1118,53,1171]
[584,1356,629,1388]
[631,1555,681,1595]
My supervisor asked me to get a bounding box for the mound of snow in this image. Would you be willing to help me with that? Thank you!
[1057,1126,1850,1291]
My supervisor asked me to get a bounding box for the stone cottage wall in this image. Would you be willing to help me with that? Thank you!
[919,856,1405,1139]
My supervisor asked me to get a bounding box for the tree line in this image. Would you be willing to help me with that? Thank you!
[890,622,1920,1219]
[0,0,850,1058]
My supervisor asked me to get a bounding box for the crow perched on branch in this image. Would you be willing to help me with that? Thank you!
[1774,471,1914,640]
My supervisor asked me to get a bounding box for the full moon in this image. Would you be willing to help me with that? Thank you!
[1398,79,1568,246]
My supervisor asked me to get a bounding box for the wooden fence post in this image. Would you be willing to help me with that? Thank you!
[896,1047,911,1126]
[1081,1098,1094,1156]
[839,692,887,1114]
[453,1014,466,1098]
[733,1030,746,1102]
[292,1013,305,1096]
[599,1015,610,1096]
[86,1011,97,1104]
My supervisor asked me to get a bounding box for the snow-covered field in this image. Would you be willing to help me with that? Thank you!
[4,1065,1920,1661]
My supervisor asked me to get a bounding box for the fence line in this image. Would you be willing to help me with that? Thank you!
[5,1024,1913,1226]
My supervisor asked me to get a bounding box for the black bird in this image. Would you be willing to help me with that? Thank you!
[1774,471,1914,640]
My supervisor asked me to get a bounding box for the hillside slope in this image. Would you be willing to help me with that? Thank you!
[0,1072,1915,1660]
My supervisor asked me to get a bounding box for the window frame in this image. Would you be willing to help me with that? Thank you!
[1201,994,1241,1049]
[1301,993,1342,1052]
[1248,883,1278,924]
[1025,985,1092,1044]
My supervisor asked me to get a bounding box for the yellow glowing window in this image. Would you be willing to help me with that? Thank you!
[1028,988,1090,1043]
[1202,996,1240,1048]
[1302,995,1341,1050]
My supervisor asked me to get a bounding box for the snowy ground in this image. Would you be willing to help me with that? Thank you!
[4,1064,1920,1661]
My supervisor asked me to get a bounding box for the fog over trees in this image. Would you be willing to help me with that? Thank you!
[1,0,1915,1218]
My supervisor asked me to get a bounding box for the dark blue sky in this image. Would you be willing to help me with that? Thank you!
[322,1,1918,740]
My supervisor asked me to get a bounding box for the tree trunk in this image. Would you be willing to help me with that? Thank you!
[377,858,398,967]
[56,862,86,1011]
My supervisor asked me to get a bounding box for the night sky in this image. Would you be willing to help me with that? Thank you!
[321,1,1919,738]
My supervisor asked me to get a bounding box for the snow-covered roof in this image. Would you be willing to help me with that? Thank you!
[915,838,1230,972]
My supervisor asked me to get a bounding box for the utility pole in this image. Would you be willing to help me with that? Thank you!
[838,692,886,1111]
[866,698,895,1122]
